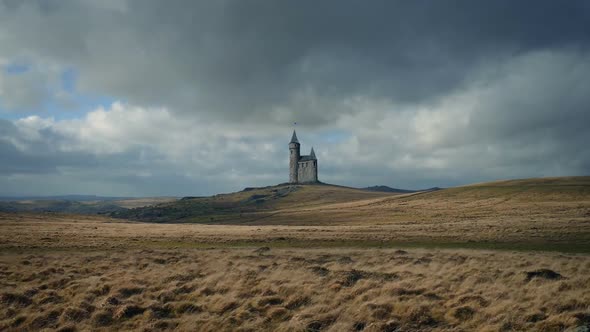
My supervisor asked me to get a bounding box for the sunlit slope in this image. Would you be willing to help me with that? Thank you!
[427,176,590,201]
[264,176,590,226]
[111,184,395,223]
[233,176,590,226]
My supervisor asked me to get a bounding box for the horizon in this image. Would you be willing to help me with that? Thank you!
[3,175,590,199]
[1,1,590,197]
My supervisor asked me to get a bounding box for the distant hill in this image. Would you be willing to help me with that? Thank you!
[0,197,177,214]
[0,195,131,202]
[0,200,126,214]
[361,185,414,193]
[361,185,442,193]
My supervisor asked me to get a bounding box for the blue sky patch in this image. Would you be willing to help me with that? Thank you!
[318,129,351,144]
[3,63,30,75]
[61,68,77,93]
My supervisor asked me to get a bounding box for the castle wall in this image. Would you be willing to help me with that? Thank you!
[297,160,317,183]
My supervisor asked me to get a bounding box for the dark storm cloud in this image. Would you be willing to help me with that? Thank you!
[2,0,589,125]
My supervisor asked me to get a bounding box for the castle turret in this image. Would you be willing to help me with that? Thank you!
[289,130,300,183]
[309,147,318,182]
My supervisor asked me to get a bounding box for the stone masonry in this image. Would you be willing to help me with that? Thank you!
[289,130,318,183]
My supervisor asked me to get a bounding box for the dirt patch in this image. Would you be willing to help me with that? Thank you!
[340,269,364,287]
[0,292,32,307]
[453,306,476,321]
[525,269,564,281]
[310,266,330,277]
[113,304,145,319]
[117,286,144,298]
[306,316,336,331]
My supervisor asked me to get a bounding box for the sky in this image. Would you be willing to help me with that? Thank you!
[1,0,589,197]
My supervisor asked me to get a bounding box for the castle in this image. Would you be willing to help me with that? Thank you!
[289,130,319,183]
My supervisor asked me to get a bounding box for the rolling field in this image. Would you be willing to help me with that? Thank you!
[1,177,590,331]
[105,177,590,252]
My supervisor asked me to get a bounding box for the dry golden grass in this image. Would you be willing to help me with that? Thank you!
[1,207,589,253]
[1,177,589,331]
[254,177,590,227]
[1,248,589,331]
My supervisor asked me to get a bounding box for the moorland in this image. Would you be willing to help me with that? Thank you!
[1,177,589,331]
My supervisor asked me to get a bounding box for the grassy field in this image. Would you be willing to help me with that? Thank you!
[1,247,589,331]
[1,177,589,331]
[1,211,589,254]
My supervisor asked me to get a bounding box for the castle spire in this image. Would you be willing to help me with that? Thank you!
[290,130,299,144]
[310,147,316,159]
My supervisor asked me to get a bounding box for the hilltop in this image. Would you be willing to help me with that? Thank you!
[361,185,442,193]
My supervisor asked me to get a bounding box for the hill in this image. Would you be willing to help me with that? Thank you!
[110,183,395,223]
[0,195,130,202]
[361,185,415,193]
[0,199,126,214]
[257,176,590,225]
[361,185,442,193]
[111,176,590,228]
[0,197,177,214]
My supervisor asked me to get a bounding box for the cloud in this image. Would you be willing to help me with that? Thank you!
[0,103,292,195]
[327,50,590,187]
[1,1,589,124]
[0,66,49,112]
[0,1,589,195]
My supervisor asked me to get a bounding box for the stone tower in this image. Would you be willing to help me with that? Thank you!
[288,130,318,184]
[289,130,300,183]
